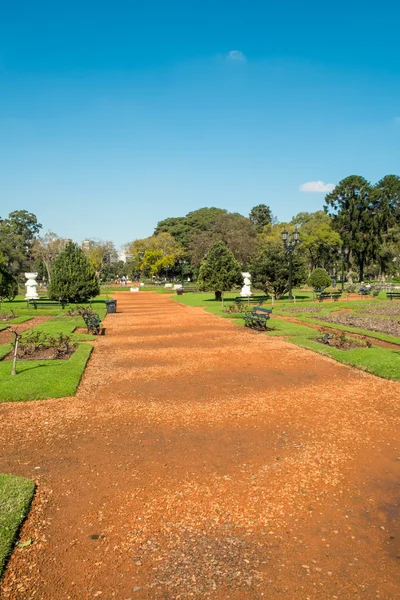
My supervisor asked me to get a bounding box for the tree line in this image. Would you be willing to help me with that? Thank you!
[1,173,399,301]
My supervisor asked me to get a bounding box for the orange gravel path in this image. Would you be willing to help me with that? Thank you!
[1,292,400,599]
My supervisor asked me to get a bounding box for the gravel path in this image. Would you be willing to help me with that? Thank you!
[1,292,400,599]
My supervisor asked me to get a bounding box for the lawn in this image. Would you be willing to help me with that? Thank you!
[0,296,109,402]
[173,291,400,380]
[0,343,93,402]
[0,474,35,576]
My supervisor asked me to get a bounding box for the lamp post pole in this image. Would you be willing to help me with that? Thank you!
[281,227,301,300]
[338,247,349,292]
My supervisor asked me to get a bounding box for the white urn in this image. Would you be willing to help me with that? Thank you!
[25,272,39,300]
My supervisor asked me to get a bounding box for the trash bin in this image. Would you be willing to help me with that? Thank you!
[176,289,183,296]
[105,299,117,313]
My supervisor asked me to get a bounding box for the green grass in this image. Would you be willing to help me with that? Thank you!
[291,336,400,380]
[0,474,35,576]
[0,343,93,402]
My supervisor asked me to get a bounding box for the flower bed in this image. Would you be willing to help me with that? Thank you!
[316,314,400,337]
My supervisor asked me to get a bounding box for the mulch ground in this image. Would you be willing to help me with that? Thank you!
[0,317,52,346]
[0,293,400,599]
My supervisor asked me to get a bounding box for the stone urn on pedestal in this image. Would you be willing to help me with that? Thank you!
[240,272,252,297]
[25,272,39,300]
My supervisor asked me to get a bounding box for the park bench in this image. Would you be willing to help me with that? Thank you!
[234,296,267,308]
[244,306,273,330]
[28,298,68,310]
[317,292,342,302]
[82,312,102,335]
[387,292,400,301]
[175,287,197,295]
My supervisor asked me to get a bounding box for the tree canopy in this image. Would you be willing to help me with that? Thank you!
[197,242,243,301]
[49,242,100,302]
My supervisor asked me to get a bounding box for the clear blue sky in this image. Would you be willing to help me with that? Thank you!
[1,0,400,247]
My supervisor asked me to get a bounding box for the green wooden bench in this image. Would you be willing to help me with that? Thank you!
[244,306,272,330]
[28,298,68,310]
[317,292,342,302]
[182,287,197,293]
[387,292,400,301]
[235,296,267,308]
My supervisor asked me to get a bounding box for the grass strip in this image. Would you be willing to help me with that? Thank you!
[0,474,35,576]
[0,343,93,402]
[290,336,400,381]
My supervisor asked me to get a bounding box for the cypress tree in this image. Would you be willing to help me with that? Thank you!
[197,241,243,301]
[49,242,100,303]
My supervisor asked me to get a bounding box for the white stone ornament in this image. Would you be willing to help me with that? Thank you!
[240,272,252,297]
[25,272,39,300]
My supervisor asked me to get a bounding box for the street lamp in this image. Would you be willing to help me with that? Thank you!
[179,259,186,289]
[281,226,301,300]
[338,246,349,292]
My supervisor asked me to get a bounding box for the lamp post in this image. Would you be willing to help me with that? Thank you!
[179,259,186,289]
[281,226,301,300]
[338,247,349,292]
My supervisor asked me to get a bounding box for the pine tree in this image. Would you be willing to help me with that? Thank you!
[197,241,243,301]
[49,242,100,303]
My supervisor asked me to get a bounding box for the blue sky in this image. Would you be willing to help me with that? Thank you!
[1,1,400,247]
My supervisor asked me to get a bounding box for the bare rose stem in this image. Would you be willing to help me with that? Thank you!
[10,329,21,376]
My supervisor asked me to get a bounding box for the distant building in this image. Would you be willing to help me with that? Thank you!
[118,250,132,263]
[81,239,91,253]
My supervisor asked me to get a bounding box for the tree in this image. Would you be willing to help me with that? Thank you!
[325,175,375,282]
[250,241,307,299]
[197,241,243,301]
[0,210,42,277]
[48,242,99,302]
[127,233,184,279]
[189,213,257,270]
[249,204,274,233]
[154,208,227,250]
[371,175,400,278]
[85,240,118,280]
[0,257,18,302]
[32,232,69,282]
[308,268,332,291]
[291,211,342,273]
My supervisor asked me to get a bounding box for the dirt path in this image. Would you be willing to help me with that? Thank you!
[0,317,52,345]
[1,292,400,599]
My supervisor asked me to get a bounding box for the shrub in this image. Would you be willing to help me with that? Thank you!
[197,241,243,301]
[49,242,99,303]
[0,265,18,301]
[308,268,332,291]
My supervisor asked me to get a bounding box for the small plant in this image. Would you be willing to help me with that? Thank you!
[345,284,357,293]
[308,268,332,291]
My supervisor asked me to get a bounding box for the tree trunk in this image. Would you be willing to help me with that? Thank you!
[215,291,222,301]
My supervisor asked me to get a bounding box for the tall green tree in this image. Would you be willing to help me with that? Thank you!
[197,241,243,301]
[189,213,257,270]
[372,175,400,277]
[250,241,307,299]
[249,204,274,233]
[48,242,99,302]
[0,210,42,276]
[0,254,18,301]
[291,211,342,273]
[325,175,374,282]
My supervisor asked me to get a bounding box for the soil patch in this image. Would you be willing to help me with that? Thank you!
[3,344,77,361]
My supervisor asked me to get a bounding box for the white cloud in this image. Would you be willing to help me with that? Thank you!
[226,50,246,62]
[300,181,336,193]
